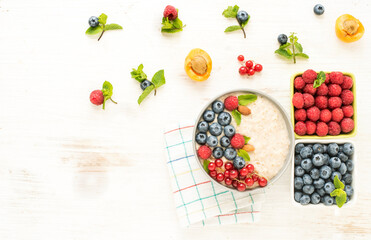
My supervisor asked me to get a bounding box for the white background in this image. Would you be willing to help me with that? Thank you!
[1,0,371,239]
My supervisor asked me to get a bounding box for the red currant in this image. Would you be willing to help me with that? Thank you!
[232,180,238,188]
[215,159,223,167]
[225,177,233,185]
[245,178,254,186]
[252,174,259,182]
[237,55,244,61]
[208,162,216,171]
[239,66,248,75]
[230,170,238,179]
[225,162,233,170]
[216,173,224,182]
[245,60,253,68]
[238,175,246,180]
[237,182,246,191]
[209,170,217,178]
[246,164,254,173]
[247,68,255,76]
[254,64,263,72]
[224,170,230,178]
[239,167,248,176]
[258,177,267,187]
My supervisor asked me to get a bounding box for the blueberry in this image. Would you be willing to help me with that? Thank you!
[337,152,348,162]
[331,171,342,181]
[328,143,339,156]
[224,125,235,137]
[324,182,335,194]
[294,177,304,190]
[343,173,352,184]
[310,168,320,180]
[295,166,305,177]
[313,178,325,189]
[299,195,311,205]
[209,123,222,136]
[317,188,326,197]
[295,143,305,154]
[220,136,230,147]
[313,4,325,15]
[323,153,330,165]
[303,174,313,185]
[345,160,354,172]
[303,185,315,195]
[140,80,152,90]
[197,121,209,133]
[320,166,332,179]
[236,10,249,24]
[339,163,347,175]
[311,193,321,204]
[213,147,224,159]
[294,191,303,203]
[301,158,313,172]
[313,144,325,154]
[206,136,218,147]
[203,110,215,122]
[345,185,354,197]
[277,34,288,45]
[233,156,246,170]
[343,143,354,156]
[300,146,313,159]
[295,155,302,166]
[323,195,334,206]
[217,112,231,126]
[312,153,325,167]
[195,133,207,145]
[329,157,341,169]
[212,100,224,113]
[224,147,237,160]
[89,16,99,27]
[346,196,350,203]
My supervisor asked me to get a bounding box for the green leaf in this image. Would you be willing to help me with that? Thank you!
[138,85,155,104]
[131,64,147,82]
[172,18,183,29]
[224,25,241,32]
[333,175,345,190]
[203,159,210,174]
[161,18,174,29]
[313,71,326,88]
[279,43,291,49]
[335,191,347,208]
[102,81,113,98]
[161,17,185,33]
[231,110,241,126]
[243,136,251,145]
[104,23,123,31]
[151,70,165,88]
[275,48,293,59]
[99,13,108,25]
[241,15,250,27]
[295,53,309,59]
[330,188,343,197]
[161,28,183,33]
[294,42,303,53]
[237,149,250,162]
[85,26,103,35]
[238,94,257,105]
[289,32,298,44]
[222,5,239,18]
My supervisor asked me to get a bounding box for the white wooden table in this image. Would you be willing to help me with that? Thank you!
[1,0,371,239]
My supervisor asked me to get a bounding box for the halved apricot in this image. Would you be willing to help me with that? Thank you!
[184,48,212,81]
[335,14,364,43]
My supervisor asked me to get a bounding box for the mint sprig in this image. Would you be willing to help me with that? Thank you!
[161,10,185,33]
[237,149,250,162]
[223,5,250,38]
[86,13,123,41]
[101,81,117,110]
[230,94,257,125]
[131,64,147,82]
[330,175,347,208]
[313,71,326,88]
[243,136,251,144]
[275,33,309,63]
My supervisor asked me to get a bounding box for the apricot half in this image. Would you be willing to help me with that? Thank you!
[184,48,212,81]
[335,14,364,43]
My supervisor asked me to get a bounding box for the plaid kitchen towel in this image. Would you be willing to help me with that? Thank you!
[163,122,266,227]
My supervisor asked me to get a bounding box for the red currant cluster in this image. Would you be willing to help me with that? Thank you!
[237,55,263,76]
[207,159,267,191]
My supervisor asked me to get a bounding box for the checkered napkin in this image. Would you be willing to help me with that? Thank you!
[163,122,266,227]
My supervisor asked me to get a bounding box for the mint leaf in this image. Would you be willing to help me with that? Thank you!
[161,17,185,33]
[104,23,123,31]
[161,28,183,33]
[172,18,183,29]
[86,26,103,35]
[224,25,241,32]
[279,43,291,49]
[151,70,165,88]
[231,110,241,126]
[203,159,210,174]
[294,42,303,53]
[131,64,147,82]
[275,48,293,59]
[238,149,250,162]
[313,71,326,88]
[138,85,155,104]
[335,191,347,208]
[238,94,257,105]
[243,136,251,144]
[99,13,107,25]
[333,175,345,190]
[330,188,343,197]
[222,5,239,18]
[102,81,113,98]
[295,53,309,59]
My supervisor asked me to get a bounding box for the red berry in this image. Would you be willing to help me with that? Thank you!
[224,96,239,111]
[342,105,354,118]
[325,73,330,84]
[225,162,233,170]
[294,77,306,90]
[315,96,328,109]
[197,146,212,160]
[208,162,216,171]
[238,174,246,180]
[303,84,317,95]
[237,55,244,61]
[305,121,317,135]
[295,121,307,136]
[302,69,317,83]
[328,84,342,97]
[246,164,254,173]
[215,159,223,167]
[320,109,332,123]
[292,92,305,109]
[340,118,354,133]
[303,93,315,108]
[332,108,344,123]
[230,170,238,179]
[245,60,253,68]
[341,76,353,90]
[231,134,245,149]
[163,5,178,20]
[245,178,254,186]
[294,109,307,121]
[258,177,267,187]
[316,122,328,136]
[216,173,225,182]
[232,180,238,188]
[254,64,263,72]
[329,72,344,84]
[225,177,233,185]
[239,168,248,176]
[239,66,248,75]
[328,97,342,109]
[90,90,104,105]
[316,84,329,96]
[328,121,341,136]
[224,170,230,178]
[237,182,247,191]
[307,106,320,122]
[341,90,354,105]
[252,174,259,182]
[209,170,217,178]
[247,68,255,76]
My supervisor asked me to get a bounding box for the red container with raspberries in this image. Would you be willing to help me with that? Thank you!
[291,70,357,138]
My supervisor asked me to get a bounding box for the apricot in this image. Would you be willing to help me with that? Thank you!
[335,14,364,43]
[184,48,212,81]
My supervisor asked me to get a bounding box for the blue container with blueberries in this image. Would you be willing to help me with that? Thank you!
[291,140,356,207]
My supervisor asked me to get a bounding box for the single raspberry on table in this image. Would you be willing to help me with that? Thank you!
[328,97,342,109]
[341,90,354,105]
[302,69,317,83]
[292,92,304,109]
[341,76,353,90]
[163,5,178,20]
[316,122,328,136]
[303,93,314,108]
[90,90,104,105]
[295,121,307,136]
[328,121,341,136]
[329,72,344,84]
[316,83,328,96]
[328,84,342,97]
[197,145,212,160]
[320,109,332,123]
[294,77,306,90]
[332,108,344,122]
[315,96,328,109]
[307,106,320,122]
[342,105,354,118]
[303,84,317,95]
[305,121,317,135]
[224,96,239,111]
[294,109,307,121]
[231,134,245,149]
[341,118,354,133]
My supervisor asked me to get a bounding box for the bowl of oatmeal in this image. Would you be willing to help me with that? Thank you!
[193,89,295,192]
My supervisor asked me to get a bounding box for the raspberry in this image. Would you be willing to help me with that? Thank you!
[294,77,306,90]
[294,121,307,136]
[341,76,353,90]
[224,96,239,111]
[328,84,342,96]
[292,92,304,109]
[315,96,328,109]
[324,73,330,84]
[302,69,317,83]
[328,121,341,136]
[303,84,317,95]
[90,90,104,105]
[163,5,178,20]
[328,97,342,109]
[332,108,344,122]
[341,90,354,105]
[294,109,307,121]
[197,145,212,160]
[305,121,317,135]
[316,84,328,96]
[307,106,320,121]
[342,105,354,118]
[316,122,328,136]
[329,72,344,84]
[231,134,245,149]
[302,93,314,108]
[341,118,354,133]
[320,109,332,123]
